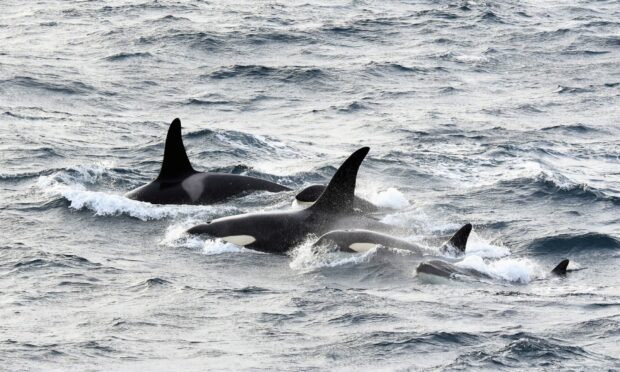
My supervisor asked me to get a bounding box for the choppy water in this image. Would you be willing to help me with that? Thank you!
[1,0,619,370]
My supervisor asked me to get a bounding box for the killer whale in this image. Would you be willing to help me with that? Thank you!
[187,147,392,254]
[295,184,379,213]
[314,223,472,254]
[416,258,571,281]
[125,118,290,205]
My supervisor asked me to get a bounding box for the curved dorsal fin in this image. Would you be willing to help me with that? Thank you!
[157,118,195,181]
[310,147,369,214]
[551,259,569,275]
[440,223,472,255]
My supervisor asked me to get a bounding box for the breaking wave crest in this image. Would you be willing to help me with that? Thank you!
[495,170,620,205]
[528,233,620,254]
[465,232,511,258]
[34,165,236,221]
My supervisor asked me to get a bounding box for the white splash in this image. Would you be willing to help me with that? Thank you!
[288,238,375,272]
[202,239,253,255]
[160,222,205,249]
[161,222,256,255]
[71,163,109,184]
[370,187,410,209]
[464,231,510,258]
[456,256,541,284]
[35,167,234,221]
[535,171,580,191]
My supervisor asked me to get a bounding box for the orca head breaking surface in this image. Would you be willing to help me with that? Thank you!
[124,118,290,205]
[187,147,371,254]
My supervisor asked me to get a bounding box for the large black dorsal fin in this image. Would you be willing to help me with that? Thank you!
[309,147,369,214]
[551,259,569,275]
[440,223,472,255]
[157,118,195,181]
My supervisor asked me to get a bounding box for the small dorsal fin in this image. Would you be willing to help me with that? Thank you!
[309,147,369,213]
[296,185,325,202]
[157,118,195,181]
[551,259,569,275]
[441,223,472,255]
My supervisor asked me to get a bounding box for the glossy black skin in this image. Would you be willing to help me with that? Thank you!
[125,172,290,205]
[188,146,383,254]
[314,229,424,253]
[296,185,379,213]
[314,223,472,255]
[187,209,394,254]
[125,118,290,205]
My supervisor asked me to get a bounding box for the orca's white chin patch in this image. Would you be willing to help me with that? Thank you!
[222,235,256,246]
[349,243,379,253]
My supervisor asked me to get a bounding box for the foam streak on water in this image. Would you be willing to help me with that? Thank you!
[1,1,619,370]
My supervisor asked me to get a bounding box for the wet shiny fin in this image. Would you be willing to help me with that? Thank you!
[551,259,569,275]
[441,223,472,254]
[310,147,369,213]
[157,118,195,181]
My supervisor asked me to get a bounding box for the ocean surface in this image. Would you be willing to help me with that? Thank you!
[1,0,619,370]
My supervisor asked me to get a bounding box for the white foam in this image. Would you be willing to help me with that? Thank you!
[202,239,254,255]
[464,231,510,258]
[467,159,589,193]
[288,238,375,272]
[370,187,410,209]
[566,260,581,270]
[160,222,256,255]
[453,53,488,64]
[535,171,578,191]
[71,163,109,184]
[456,256,542,284]
[160,222,205,249]
[35,167,234,221]
[377,212,509,259]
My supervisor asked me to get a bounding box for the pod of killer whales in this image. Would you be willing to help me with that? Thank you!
[125,119,571,282]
